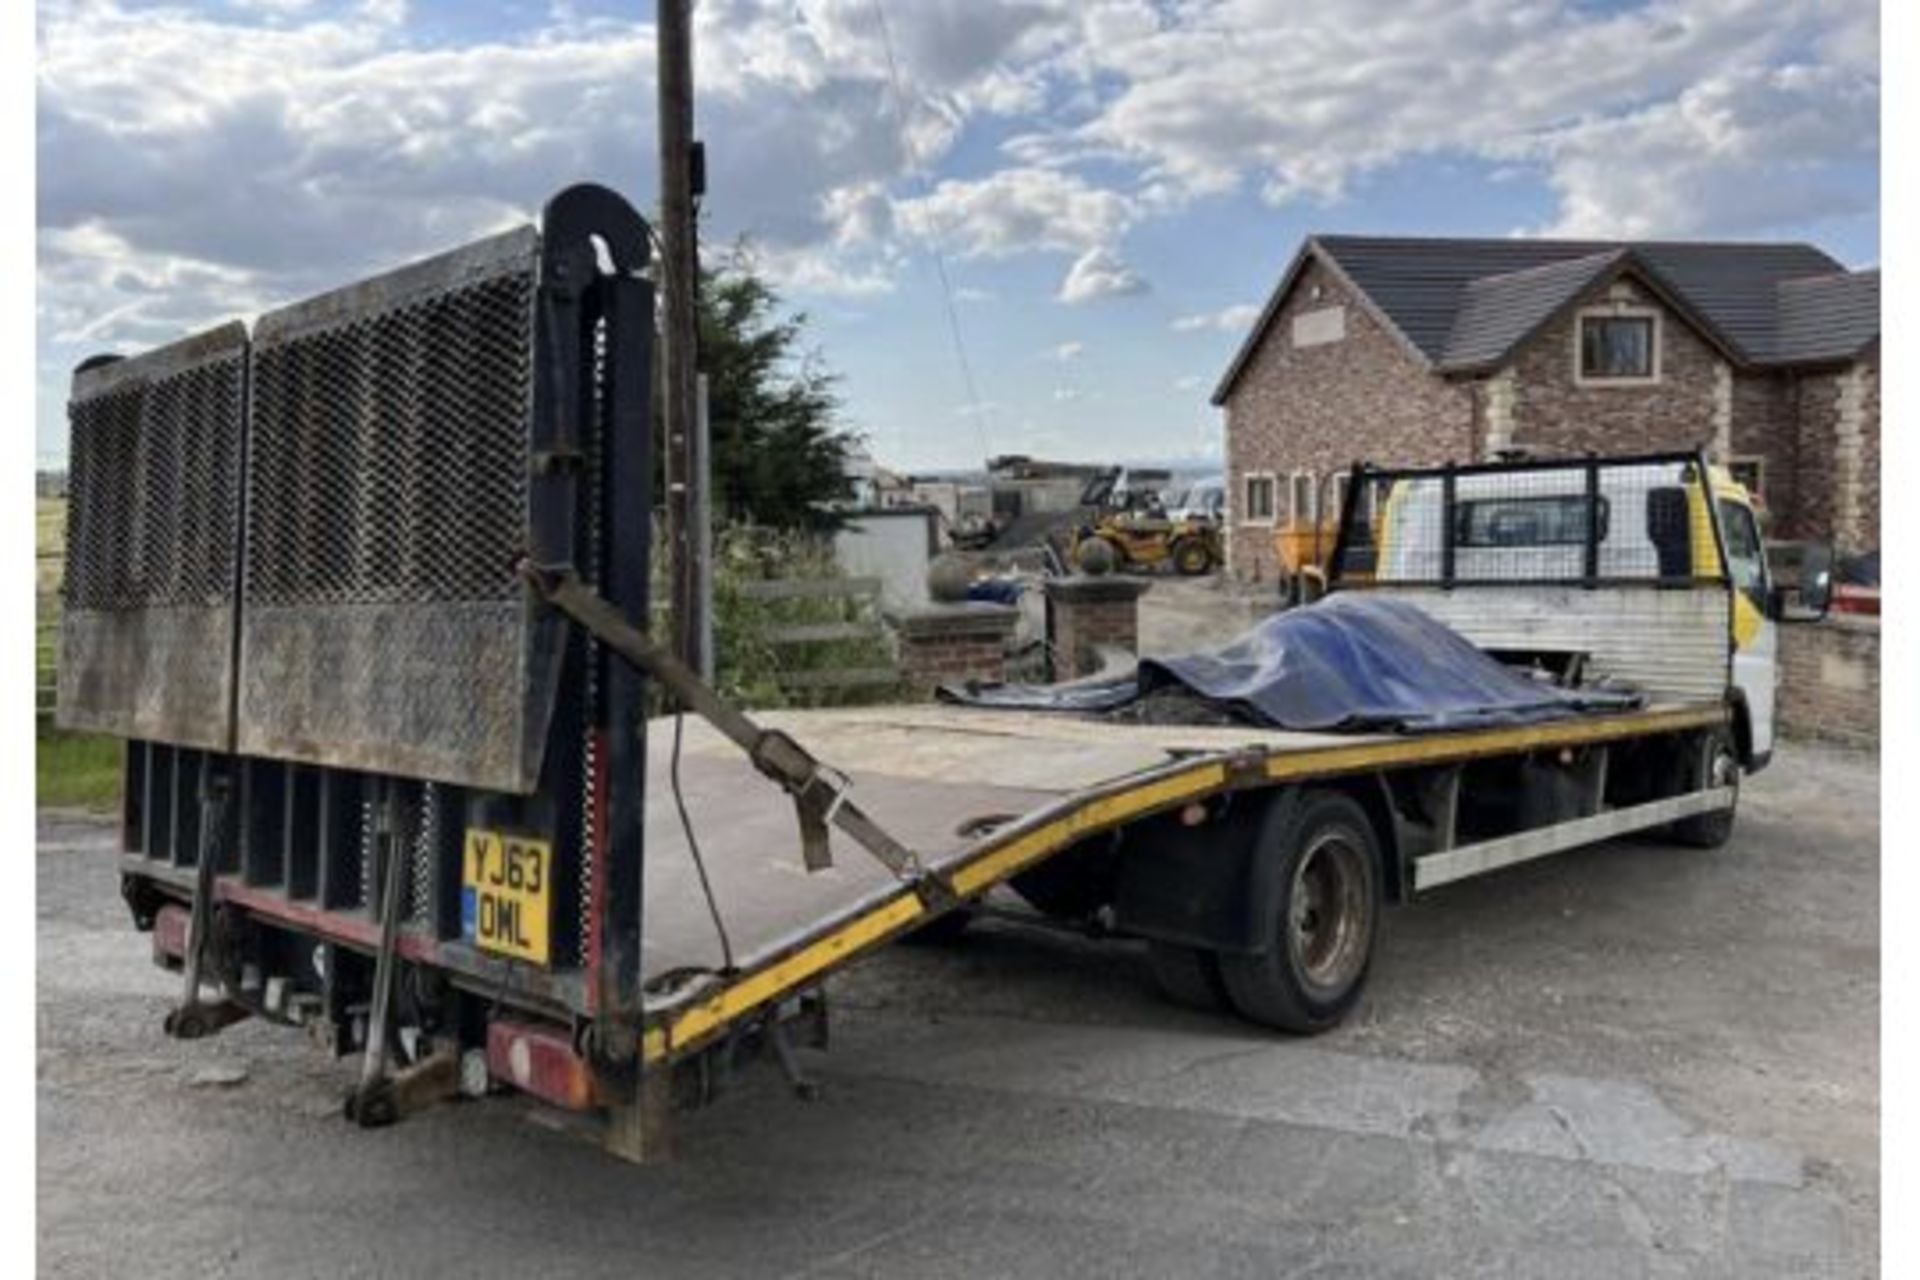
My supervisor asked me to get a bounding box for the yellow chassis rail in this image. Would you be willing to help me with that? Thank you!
[640,701,1726,1065]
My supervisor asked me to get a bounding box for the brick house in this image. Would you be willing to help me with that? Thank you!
[1213,236,1880,583]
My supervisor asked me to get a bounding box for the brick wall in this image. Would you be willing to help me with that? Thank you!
[1505,277,1725,458]
[1777,615,1879,749]
[1858,343,1880,551]
[1729,369,1796,530]
[1045,577,1148,681]
[1221,257,1474,584]
[894,605,1018,698]
[1837,344,1879,552]
[1789,369,1841,544]
[1767,346,1879,552]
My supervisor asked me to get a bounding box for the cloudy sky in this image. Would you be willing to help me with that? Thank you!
[36,0,1879,471]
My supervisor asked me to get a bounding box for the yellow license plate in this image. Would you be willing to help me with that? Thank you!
[461,829,551,964]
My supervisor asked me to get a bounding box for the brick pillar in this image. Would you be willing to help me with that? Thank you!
[1044,575,1149,682]
[893,603,1020,699]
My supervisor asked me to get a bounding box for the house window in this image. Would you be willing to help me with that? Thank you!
[1727,456,1766,503]
[1242,472,1275,525]
[1578,313,1657,381]
[1288,471,1318,526]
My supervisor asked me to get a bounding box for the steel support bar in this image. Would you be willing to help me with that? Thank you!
[584,262,653,1102]
[346,784,410,1126]
[163,766,249,1039]
[1413,786,1733,890]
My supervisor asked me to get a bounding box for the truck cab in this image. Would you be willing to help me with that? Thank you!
[1359,456,1801,775]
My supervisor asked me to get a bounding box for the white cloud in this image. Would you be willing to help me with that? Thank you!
[33,0,1880,458]
[39,2,651,342]
[895,167,1136,259]
[1173,374,1204,391]
[1051,386,1082,402]
[1034,0,1876,235]
[1050,340,1085,361]
[1529,63,1878,238]
[359,0,408,25]
[34,0,1073,360]
[1171,303,1259,333]
[1058,245,1146,303]
[228,0,322,15]
[895,165,1151,306]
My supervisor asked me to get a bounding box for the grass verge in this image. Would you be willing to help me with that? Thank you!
[37,731,121,813]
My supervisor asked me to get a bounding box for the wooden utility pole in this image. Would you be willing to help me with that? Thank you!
[657,0,706,671]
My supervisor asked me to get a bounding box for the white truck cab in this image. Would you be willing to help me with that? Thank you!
[1349,454,1827,778]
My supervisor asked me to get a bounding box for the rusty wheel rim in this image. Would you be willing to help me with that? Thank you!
[1287,830,1371,997]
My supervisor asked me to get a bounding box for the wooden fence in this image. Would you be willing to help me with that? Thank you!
[734,576,902,701]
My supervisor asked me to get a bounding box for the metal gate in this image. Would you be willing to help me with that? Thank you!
[59,322,248,750]
[238,227,554,792]
[63,184,657,1065]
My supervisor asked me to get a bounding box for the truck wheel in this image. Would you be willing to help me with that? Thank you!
[1172,540,1212,576]
[1146,941,1229,1011]
[1219,791,1380,1034]
[1668,727,1739,848]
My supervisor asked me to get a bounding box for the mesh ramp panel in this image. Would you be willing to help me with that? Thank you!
[238,227,558,792]
[58,322,248,750]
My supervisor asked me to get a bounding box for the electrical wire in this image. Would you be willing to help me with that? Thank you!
[672,706,735,973]
[869,0,992,463]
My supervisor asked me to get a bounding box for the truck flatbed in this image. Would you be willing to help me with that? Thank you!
[59,197,1764,1160]
[640,700,1725,1064]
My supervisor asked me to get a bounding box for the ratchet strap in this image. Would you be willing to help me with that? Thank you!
[521,562,924,882]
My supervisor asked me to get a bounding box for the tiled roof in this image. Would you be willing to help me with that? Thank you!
[1772,270,1880,364]
[1212,234,1872,403]
[1439,251,1626,371]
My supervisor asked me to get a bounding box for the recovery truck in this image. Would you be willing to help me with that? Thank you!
[57,185,1830,1162]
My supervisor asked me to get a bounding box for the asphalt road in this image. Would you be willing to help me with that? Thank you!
[38,741,1877,1278]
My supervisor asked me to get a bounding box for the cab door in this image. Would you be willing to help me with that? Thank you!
[1716,496,1775,762]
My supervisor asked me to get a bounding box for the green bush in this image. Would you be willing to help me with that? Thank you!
[677,524,902,710]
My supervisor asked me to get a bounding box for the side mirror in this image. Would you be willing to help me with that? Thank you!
[1799,543,1834,617]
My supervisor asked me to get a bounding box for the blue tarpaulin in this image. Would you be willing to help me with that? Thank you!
[939,593,1642,733]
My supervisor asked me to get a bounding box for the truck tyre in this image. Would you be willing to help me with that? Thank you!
[1172,539,1212,576]
[1146,940,1229,1011]
[1667,727,1739,849]
[1219,790,1380,1034]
